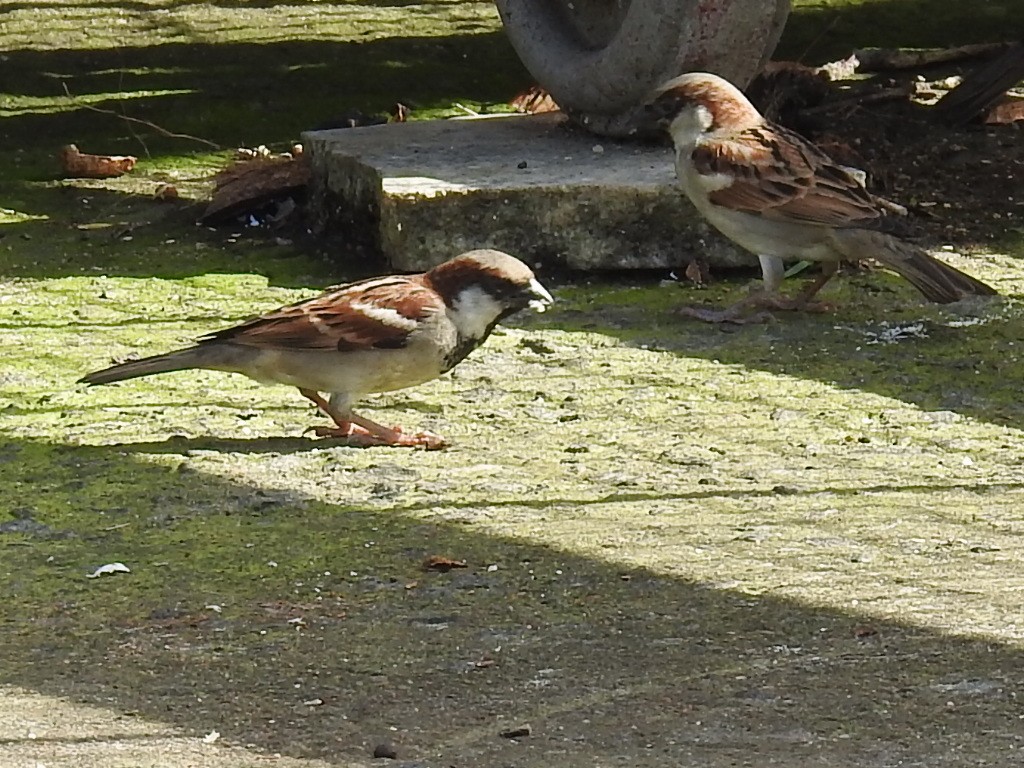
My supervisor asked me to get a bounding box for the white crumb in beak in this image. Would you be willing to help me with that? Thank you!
[528,278,554,312]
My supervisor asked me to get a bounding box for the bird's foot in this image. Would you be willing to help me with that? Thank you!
[674,304,775,325]
[675,292,833,324]
[306,422,446,450]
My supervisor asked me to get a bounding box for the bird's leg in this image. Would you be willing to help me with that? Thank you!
[298,388,445,450]
[789,260,838,310]
[299,388,371,439]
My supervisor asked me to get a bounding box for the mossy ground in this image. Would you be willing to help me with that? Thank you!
[2,1,1024,766]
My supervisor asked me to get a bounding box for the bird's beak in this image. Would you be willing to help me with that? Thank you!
[527,278,554,313]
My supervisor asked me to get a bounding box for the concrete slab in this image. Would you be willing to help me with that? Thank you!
[304,113,749,272]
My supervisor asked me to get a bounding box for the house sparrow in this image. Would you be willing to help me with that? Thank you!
[645,72,997,322]
[79,249,554,449]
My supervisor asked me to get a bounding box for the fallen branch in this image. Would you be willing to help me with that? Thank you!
[854,42,1010,72]
[803,85,913,115]
[61,83,221,151]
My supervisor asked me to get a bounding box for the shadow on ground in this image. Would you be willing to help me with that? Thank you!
[1,434,1023,767]
[3,3,1024,764]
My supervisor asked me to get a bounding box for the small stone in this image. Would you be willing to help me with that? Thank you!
[499,724,531,739]
[372,742,397,759]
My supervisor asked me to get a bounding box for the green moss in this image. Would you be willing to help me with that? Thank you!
[3,1,1024,765]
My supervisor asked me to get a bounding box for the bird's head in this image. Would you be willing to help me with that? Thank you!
[426,249,553,341]
[643,72,763,147]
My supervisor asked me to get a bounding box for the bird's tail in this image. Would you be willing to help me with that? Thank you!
[834,229,997,303]
[78,347,208,386]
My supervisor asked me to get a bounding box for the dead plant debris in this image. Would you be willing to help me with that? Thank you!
[422,555,468,573]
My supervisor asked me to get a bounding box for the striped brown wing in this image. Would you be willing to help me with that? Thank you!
[200,275,444,352]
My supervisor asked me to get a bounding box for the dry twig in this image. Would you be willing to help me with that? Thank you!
[61,83,221,151]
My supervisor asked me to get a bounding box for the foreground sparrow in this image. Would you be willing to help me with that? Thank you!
[79,249,554,449]
[645,72,997,322]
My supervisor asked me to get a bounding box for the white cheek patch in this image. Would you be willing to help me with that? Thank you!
[449,286,504,339]
[348,301,420,331]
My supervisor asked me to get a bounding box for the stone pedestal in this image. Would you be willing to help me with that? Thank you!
[304,113,748,272]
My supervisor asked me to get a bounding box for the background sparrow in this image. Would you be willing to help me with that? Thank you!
[645,72,997,323]
[79,249,554,449]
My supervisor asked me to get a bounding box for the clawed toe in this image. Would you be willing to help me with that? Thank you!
[674,290,836,324]
[307,424,446,450]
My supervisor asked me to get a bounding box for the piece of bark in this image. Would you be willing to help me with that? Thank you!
[59,144,136,178]
[854,42,1010,72]
[933,42,1024,126]
[200,156,310,225]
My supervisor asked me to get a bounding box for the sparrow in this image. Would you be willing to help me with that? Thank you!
[79,249,554,449]
[644,72,997,322]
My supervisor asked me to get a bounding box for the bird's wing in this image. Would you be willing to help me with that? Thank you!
[200,275,445,351]
[691,123,896,228]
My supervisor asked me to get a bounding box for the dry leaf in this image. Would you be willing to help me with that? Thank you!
[511,85,559,114]
[985,96,1024,124]
[60,144,136,179]
[684,259,711,286]
[153,183,179,201]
